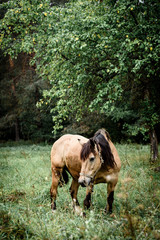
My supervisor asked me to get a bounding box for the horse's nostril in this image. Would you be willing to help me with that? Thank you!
[80,182,86,188]
[78,179,86,187]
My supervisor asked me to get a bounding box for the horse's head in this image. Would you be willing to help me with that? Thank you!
[78,138,103,187]
[78,131,116,187]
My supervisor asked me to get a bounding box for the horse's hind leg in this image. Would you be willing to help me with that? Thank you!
[50,166,62,211]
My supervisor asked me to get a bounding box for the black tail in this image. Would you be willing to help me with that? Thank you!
[59,166,69,186]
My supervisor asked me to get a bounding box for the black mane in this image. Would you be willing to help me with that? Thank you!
[80,129,116,169]
[80,138,95,161]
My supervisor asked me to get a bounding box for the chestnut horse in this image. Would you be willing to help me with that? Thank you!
[50,129,121,215]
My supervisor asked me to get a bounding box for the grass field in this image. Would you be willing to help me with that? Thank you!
[0,142,160,240]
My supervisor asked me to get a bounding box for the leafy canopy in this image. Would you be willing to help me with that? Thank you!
[1,0,160,136]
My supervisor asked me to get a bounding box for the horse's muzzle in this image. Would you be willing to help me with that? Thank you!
[78,176,92,187]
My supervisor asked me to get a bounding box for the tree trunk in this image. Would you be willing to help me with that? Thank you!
[15,118,20,141]
[9,56,20,141]
[149,129,158,162]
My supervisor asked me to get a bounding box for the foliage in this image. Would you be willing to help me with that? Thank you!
[0,0,160,139]
[0,143,160,239]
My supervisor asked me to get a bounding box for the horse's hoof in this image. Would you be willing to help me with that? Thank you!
[104,208,112,215]
[74,205,84,217]
[82,212,86,217]
[52,209,56,214]
[110,213,115,218]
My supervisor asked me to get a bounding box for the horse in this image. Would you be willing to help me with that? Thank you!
[50,129,121,215]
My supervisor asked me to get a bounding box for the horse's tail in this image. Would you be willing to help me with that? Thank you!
[59,166,69,186]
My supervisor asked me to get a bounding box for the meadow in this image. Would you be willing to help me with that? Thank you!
[0,142,160,240]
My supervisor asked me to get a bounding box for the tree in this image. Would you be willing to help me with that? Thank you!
[1,0,160,159]
[0,53,53,141]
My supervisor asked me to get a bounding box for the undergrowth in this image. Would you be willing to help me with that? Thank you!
[0,143,160,239]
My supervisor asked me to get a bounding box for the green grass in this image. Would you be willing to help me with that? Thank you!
[0,142,160,240]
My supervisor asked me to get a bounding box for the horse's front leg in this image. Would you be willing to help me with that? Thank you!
[70,179,84,216]
[105,182,116,214]
[50,166,62,211]
[84,183,94,209]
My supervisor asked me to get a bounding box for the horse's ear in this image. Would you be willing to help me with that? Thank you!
[89,138,95,148]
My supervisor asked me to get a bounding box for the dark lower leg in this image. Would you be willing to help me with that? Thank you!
[84,192,91,209]
[84,184,93,209]
[105,191,114,213]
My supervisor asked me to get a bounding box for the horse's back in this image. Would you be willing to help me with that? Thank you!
[51,134,88,168]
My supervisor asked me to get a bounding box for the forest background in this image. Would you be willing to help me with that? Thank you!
[0,0,160,160]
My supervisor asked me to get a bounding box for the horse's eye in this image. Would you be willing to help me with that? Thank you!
[90,157,95,162]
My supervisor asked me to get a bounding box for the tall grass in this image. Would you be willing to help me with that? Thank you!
[0,142,160,239]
